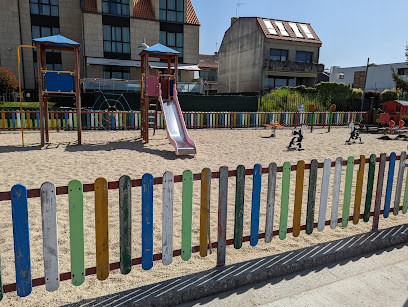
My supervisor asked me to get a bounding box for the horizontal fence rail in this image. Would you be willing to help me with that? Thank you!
[0,110,364,131]
[0,152,405,298]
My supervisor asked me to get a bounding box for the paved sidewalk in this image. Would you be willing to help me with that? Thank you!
[183,243,408,307]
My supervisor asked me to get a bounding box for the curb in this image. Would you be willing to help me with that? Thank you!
[67,223,408,307]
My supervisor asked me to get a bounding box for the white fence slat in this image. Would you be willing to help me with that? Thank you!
[265,163,277,243]
[318,158,331,231]
[330,157,343,229]
[394,151,407,215]
[41,182,60,292]
[162,171,174,265]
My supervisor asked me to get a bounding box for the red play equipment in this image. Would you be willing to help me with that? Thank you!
[379,100,408,126]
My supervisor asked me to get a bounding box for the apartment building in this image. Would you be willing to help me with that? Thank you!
[218,17,324,93]
[198,53,218,92]
[0,0,200,91]
[330,63,408,92]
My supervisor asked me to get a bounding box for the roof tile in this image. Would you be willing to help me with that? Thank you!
[198,54,219,69]
[186,0,200,25]
[133,0,155,19]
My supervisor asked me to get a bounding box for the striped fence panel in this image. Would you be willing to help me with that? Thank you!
[0,110,364,131]
[0,152,405,298]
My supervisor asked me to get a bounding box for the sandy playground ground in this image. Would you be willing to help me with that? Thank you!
[0,126,407,306]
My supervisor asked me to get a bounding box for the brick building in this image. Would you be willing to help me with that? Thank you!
[0,0,200,91]
[218,17,324,93]
[198,53,218,92]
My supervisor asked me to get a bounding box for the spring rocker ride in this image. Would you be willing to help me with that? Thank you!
[140,44,196,156]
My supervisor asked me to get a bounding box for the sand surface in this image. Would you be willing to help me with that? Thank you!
[0,127,407,306]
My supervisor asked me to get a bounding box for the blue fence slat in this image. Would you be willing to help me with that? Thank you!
[250,164,262,246]
[11,184,32,297]
[12,113,16,128]
[64,113,68,128]
[384,152,397,217]
[141,173,153,270]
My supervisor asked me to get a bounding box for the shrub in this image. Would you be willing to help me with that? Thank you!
[287,85,317,96]
[314,82,352,106]
[260,87,323,112]
[351,88,363,99]
[381,89,399,101]
[364,90,381,99]
[0,67,18,96]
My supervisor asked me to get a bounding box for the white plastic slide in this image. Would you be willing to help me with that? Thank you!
[159,86,197,156]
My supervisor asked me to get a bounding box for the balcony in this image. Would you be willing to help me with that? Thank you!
[264,60,324,73]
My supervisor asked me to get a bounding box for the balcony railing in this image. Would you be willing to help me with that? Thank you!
[264,60,324,73]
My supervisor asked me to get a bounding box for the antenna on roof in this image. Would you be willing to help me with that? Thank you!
[236,2,246,18]
[216,42,218,53]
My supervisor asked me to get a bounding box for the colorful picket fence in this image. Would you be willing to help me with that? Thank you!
[0,152,406,298]
[0,110,364,131]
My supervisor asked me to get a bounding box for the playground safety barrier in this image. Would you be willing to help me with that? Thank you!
[0,110,364,131]
[0,152,406,298]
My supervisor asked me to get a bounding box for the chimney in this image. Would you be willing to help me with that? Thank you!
[231,17,238,26]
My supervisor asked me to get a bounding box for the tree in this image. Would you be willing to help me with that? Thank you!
[0,67,18,96]
[391,44,408,96]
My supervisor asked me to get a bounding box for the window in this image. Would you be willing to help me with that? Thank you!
[160,0,184,23]
[30,0,59,16]
[274,21,289,37]
[299,24,315,39]
[268,77,296,88]
[398,68,408,75]
[102,0,129,16]
[32,26,60,53]
[103,66,130,80]
[32,25,59,39]
[160,31,183,59]
[263,19,277,35]
[269,49,288,61]
[295,51,313,63]
[200,71,209,80]
[200,70,217,82]
[339,73,345,79]
[103,25,130,55]
[288,22,303,38]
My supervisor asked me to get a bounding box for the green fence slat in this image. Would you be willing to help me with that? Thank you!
[279,162,291,240]
[68,180,85,286]
[181,170,193,261]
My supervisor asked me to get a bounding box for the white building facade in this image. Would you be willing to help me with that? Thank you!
[330,62,408,92]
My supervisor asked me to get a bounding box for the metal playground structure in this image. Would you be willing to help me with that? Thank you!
[140,43,197,155]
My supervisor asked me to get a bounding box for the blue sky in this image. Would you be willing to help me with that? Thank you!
[191,0,408,68]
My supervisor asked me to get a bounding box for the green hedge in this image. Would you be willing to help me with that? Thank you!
[381,89,399,101]
[314,82,352,104]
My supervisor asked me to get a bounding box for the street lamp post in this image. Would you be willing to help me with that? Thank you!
[360,58,378,111]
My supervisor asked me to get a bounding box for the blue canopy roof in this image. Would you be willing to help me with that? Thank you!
[33,35,81,49]
[142,43,180,55]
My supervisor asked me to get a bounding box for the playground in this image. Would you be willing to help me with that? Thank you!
[1,35,408,306]
[0,127,408,306]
